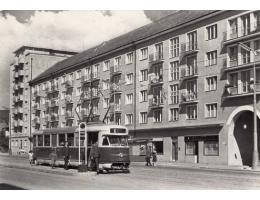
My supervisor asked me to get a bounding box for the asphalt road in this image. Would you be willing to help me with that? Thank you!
[1,162,260,189]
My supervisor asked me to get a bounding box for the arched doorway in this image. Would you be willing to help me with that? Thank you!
[227,106,260,167]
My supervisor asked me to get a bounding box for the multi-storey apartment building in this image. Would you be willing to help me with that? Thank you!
[10,46,77,155]
[29,10,260,167]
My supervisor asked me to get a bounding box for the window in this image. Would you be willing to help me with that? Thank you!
[42,83,45,90]
[115,56,121,66]
[139,112,148,124]
[103,98,110,109]
[61,92,66,100]
[76,70,81,79]
[186,56,197,76]
[103,60,110,71]
[206,50,217,66]
[185,141,196,155]
[170,37,179,58]
[229,19,238,37]
[52,134,57,147]
[187,31,197,50]
[170,84,179,104]
[187,105,197,120]
[241,42,251,64]
[38,135,43,147]
[126,73,133,84]
[155,43,164,60]
[125,114,133,125]
[153,109,162,123]
[153,141,163,155]
[140,90,148,102]
[170,61,179,81]
[93,64,99,79]
[169,108,179,121]
[204,140,219,156]
[44,135,50,146]
[76,87,81,96]
[140,69,148,82]
[58,134,65,146]
[205,76,217,91]
[126,93,133,104]
[115,113,121,125]
[205,103,217,118]
[67,133,74,147]
[140,47,148,60]
[103,79,110,90]
[61,76,66,84]
[241,14,250,36]
[69,73,73,81]
[126,52,134,64]
[206,24,217,40]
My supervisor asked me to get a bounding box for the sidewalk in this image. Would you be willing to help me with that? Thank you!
[131,161,260,173]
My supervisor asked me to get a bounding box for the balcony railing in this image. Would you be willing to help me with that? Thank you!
[110,104,121,112]
[223,22,260,42]
[34,117,40,124]
[149,74,163,85]
[65,95,73,103]
[224,82,260,97]
[33,103,40,110]
[110,83,122,93]
[81,75,91,83]
[50,113,59,121]
[180,92,198,103]
[81,109,90,117]
[149,52,164,63]
[18,70,24,76]
[65,80,74,88]
[50,99,59,107]
[180,67,198,79]
[65,111,74,119]
[18,82,24,88]
[148,96,164,108]
[14,72,19,78]
[110,65,122,75]
[17,120,24,126]
[46,85,59,93]
[17,107,23,113]
[13,84,18,90]
[180,41,198,55]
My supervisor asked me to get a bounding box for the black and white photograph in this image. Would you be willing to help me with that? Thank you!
[1,0,260,193]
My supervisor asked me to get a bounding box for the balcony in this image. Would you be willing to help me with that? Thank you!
[81,75,91,84]
[13,84,19,90]
[18,70,24,76]
[17,120,24,126]
[33,103,40,110]
[13,72,19,78]
[34,117,40,124]
[149,74,163,86]
[65,80,74,89]
[65,95,73,104]
[110,65,122,76]
[33,90,40,97]
[180,92,198,104]
[180,67,198,80]
[46,85,59,94]
[81,109,90,117]
[13,121,18,127]
[148,96,164,108]
[110,104,122,113]
[13,108,18,115]
[222,55,260,72]
[50,99,59,107]
[223,23,260,45]
[110,83,122,94]
[17,107,23,113]
[149,52,164,64]
[65,111,74,119]
[17,95,23,102]
[223,82,260,98]
[180,41,199,57]
[50,113,59,121]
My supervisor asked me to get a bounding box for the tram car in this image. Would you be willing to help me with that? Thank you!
[32,123,130,172]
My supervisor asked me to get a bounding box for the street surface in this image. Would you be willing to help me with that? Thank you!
[1,154,260,189]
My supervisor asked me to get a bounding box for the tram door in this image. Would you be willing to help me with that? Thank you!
[87,132,99,161]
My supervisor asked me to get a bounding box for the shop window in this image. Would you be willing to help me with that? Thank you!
[59,134,65,146]
[204,141,219,156]
[185,142,195,155]
[44,135,50,146]
[153,141,163,155]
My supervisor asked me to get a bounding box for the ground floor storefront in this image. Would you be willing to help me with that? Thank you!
[129,106,260,167]
[10,136,31,155]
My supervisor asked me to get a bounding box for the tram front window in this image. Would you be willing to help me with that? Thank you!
[107,136,128,146]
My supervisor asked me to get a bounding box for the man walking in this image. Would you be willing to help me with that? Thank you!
[63,141,70,170]
[89,142,100,174]
[145,145,152,166]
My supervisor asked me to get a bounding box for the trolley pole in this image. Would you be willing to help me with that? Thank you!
[78,122,87,166]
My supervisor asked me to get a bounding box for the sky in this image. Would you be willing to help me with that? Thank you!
[0,10,176,109]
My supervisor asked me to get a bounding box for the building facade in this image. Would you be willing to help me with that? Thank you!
[29,10,260,167]
[10,46,76,155]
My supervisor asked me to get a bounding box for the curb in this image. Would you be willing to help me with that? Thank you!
[0,163,77,176]
[131,162,260,174]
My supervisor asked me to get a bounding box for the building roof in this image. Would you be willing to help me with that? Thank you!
[14,45,77,56]
[30,10,221,85]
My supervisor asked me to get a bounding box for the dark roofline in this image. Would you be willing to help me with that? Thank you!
[13,45,77,55]
[30,10,227,85]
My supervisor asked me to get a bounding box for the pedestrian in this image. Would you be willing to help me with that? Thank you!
[50,148,57,169]
[145,146,152,166]
[63,141,70,170]
[152,151,157,166]
[28,150,34,166]
[89,142,100,174]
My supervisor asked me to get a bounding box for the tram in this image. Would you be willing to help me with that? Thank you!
[32,123,130,172]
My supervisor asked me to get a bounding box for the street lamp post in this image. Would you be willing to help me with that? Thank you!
[239,43,259,169]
